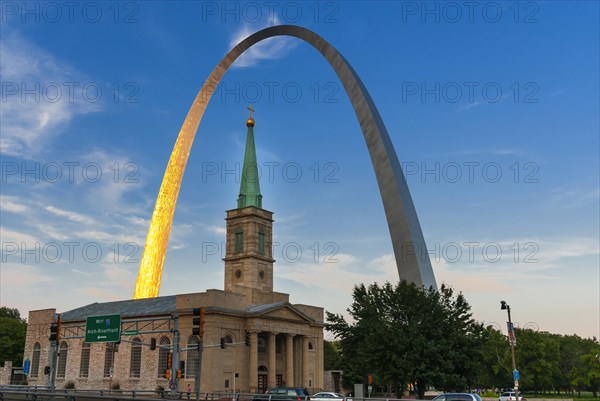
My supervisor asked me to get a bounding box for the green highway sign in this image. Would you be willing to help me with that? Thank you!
[123,330,139,336]
[85,314,121,343]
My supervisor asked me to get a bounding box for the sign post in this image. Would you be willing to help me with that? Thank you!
[23,359,30,376]
[85,315,121,343]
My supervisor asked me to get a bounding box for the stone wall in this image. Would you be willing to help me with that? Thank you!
[0,361,12,385]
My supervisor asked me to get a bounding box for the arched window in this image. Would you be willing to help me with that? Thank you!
[308,341,315,351]
[57,342,68,378]
[130,337,142,378]
[235,227,244,253]
[185,336,200,379]
[157,337,170,378]
[104,343,117,377]
[79,342,91,377]
[30,343,41,378]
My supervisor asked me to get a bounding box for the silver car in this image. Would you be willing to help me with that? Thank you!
[432,393,483,401]
[311,392,350,401]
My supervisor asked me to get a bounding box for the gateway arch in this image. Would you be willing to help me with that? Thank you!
[133,25,437,299]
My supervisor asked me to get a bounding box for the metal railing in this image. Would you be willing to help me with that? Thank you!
[0,388,413,401]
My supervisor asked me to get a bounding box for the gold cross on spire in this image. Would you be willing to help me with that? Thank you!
[247,104,254,118]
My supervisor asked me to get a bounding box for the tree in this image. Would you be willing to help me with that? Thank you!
[0,307,27,366]
[327,281,484,399]
[324,340,342,370]
[515,328,560,394]
[478,326,512,390]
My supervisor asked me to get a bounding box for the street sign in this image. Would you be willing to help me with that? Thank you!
[85,314,121,343]
[23,359,30,375]
[513,369,520,381]
[123,330,139,336]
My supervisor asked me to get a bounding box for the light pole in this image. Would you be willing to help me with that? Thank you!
[501,301,519,401]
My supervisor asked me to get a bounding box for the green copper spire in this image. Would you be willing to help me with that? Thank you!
[237,105,262,209]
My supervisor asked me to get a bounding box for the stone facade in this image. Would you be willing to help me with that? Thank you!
[23,290,324,393]
[21,116,325,394]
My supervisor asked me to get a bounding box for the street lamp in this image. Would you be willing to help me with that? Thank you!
[501,301,520,401]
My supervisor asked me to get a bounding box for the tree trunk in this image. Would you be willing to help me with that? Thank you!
[416,380,426,400]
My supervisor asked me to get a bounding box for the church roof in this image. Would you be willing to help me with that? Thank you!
[61,295,176,322]
[237,109,262,209]
[246,301,288,314]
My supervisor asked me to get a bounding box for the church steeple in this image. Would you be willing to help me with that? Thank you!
[237,105,262,209]
[224,106,274,295]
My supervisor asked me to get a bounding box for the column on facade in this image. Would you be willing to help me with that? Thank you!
[302,336,310,389]
[267,332,277,388]
[248,332,258,393]
[285,334,294,386]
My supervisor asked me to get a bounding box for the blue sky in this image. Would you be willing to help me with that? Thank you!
[1,1,598,338]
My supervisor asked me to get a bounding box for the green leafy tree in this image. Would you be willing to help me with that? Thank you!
[0,307,27,366]
[478,326,512,390]
[327,281,484,399]
[572,340,600,397]
[515,328,560,394]
[324,340,342,370]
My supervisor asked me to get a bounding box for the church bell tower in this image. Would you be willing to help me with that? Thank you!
[223,107,275,293]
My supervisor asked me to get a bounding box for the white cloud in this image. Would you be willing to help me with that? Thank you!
[0,227,40,247]
[548,187,600,209]
[0,262,54,286]
[45,205,96,225]
[72,268,92,276]
[229,16,297,68]
[200,223,227,236]
[0,33,101,158]
[0,195,28,213]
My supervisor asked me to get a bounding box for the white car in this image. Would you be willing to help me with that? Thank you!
[499,392,524,401]
[311,392,350,401]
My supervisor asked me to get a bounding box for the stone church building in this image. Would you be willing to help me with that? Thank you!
[22,114,325,393]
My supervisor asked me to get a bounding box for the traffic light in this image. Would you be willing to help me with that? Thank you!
[245,331,250,346]
[49,315,61,342]
[220,337,226,349]
[176,369,182,379]
[150,338,157,350]
[192,307,205,337]
[165,369,171,380]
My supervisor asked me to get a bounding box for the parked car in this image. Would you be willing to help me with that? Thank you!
[499,392,524,401]
[312,392,350,401]
[432,393,483,401]
[252,388,310,401]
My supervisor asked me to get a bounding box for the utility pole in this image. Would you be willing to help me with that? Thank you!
[195,337,203,401]
[171,314,180,397]
[501,301,520,401]
[47,341,57,389]
[47,313,61,389]
[192,307,205,401]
